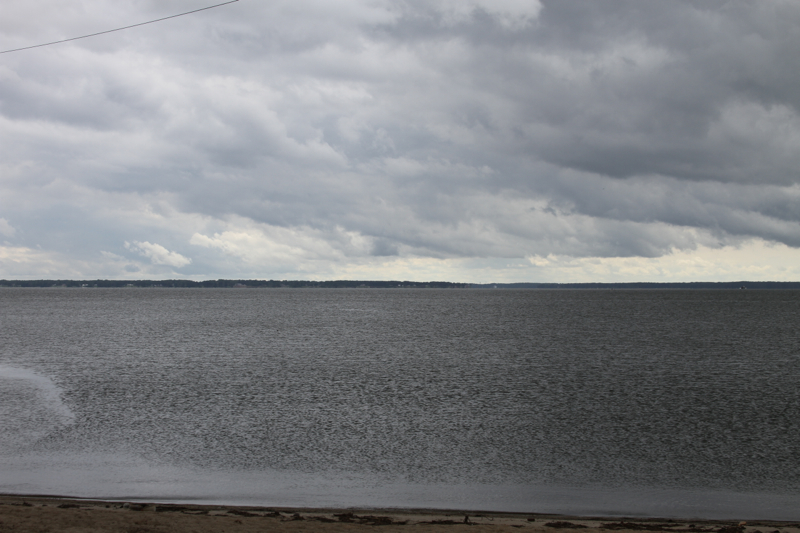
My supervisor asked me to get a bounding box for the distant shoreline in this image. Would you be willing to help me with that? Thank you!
[1,279,800,289]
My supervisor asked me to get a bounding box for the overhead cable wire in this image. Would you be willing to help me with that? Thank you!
[0,0,240,54]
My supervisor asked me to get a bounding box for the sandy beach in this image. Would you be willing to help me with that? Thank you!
[1,496,798,533]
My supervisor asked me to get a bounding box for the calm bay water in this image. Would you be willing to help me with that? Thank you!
[1,288,798,518]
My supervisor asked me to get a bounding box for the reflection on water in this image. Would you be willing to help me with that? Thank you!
[1,288,798,519]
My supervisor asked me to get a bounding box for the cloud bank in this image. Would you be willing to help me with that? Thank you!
[1,0,800,282]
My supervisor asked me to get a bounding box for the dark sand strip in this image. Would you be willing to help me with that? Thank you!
[1,496,798,533]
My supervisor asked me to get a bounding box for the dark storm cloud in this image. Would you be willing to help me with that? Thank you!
[385,1,800,183]
[1,0,799,280]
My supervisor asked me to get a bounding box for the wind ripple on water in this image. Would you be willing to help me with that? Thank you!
[0,288,798,500]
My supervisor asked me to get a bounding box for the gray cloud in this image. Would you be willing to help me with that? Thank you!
[1,0,799,281]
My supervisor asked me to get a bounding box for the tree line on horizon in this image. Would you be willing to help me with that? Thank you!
[1,279,800,289]
[0,279,469,288]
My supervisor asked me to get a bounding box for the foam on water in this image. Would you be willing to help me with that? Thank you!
[0,365,75,451]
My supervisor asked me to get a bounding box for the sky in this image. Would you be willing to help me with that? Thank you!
[1,0,800,283]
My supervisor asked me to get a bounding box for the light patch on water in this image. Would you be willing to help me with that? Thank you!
[1,452,798,521]
[0,365,76,451]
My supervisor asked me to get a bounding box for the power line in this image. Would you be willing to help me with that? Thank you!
[0,0,240,54]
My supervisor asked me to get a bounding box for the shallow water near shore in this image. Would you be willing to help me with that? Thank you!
[1,288,798,519]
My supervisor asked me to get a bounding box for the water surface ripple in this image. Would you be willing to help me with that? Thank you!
[1,289,798,518]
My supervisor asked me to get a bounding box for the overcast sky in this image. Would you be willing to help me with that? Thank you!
[2,0,800,282]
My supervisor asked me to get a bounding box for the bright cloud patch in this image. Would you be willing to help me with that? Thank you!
[432,0,542,28]
[125,241,191,268]
[0,219,15,238]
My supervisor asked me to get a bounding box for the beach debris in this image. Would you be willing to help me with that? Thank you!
[57,503,80,509]
[600,523,718,532]
[336,512,357,523]
[264,510,283,518]
[360,515,398,525]
[333,512,400,525]
[155,505,191,513]
[546,521,588,528]
[422,519,460,525]
[154,505,209,515]
[309,516,337,523]
[717,525,746,533]
[226,509,257,517]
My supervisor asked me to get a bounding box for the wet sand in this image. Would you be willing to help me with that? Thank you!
[1,496,798,533]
